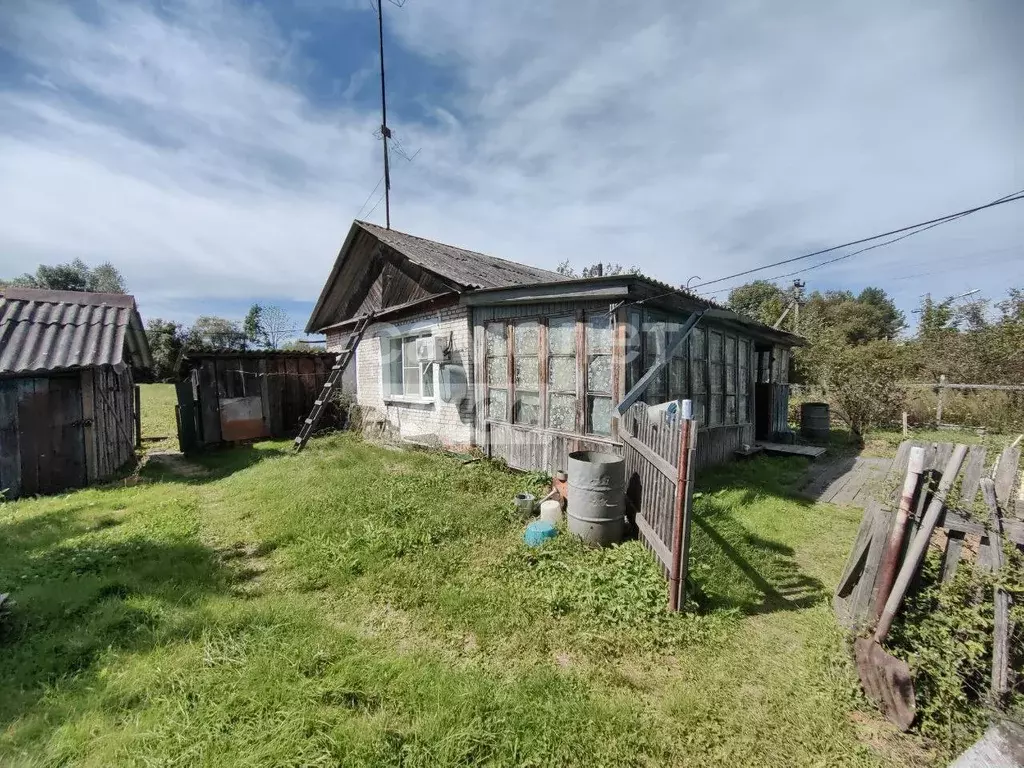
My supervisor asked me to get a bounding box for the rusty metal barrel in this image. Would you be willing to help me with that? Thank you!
[800,401,831,441]
[566,451,626,546]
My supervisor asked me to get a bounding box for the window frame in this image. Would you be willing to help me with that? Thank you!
[383,332,436,403]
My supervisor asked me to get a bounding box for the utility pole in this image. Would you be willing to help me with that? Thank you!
[375,0,392,229]
[792,279,805,334]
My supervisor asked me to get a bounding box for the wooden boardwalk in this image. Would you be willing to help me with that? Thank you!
[799,455,891,508]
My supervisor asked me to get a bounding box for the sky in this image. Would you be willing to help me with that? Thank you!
[1,0,1022,340]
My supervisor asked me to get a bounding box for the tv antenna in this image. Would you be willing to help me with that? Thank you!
[373,0,392,228]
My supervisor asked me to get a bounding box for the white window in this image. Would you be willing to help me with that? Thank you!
[384,334,435,400]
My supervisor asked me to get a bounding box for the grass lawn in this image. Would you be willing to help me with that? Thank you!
[0,386,933,766]
[138,382,179,453]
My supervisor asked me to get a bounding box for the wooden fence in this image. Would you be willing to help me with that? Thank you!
[835,440,1022,699]
[618,401,702,612]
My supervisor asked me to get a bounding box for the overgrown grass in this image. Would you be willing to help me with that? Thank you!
[0,391,930,765]
[138,382,179,453]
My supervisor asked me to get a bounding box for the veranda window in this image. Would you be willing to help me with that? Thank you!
[689,326,707,425]
[724,335,737,424]
[709,330,724,425]
[513,320,540,425]
[547,316,577,432]
[586,314,613,435]
[738,338,750,423]
[485,322,508,420]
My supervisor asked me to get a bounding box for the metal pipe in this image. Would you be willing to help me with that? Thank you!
[873,447,925,621]
[668,400,694,611]
[875,444,968,640]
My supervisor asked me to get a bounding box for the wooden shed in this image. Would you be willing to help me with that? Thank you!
[0,288,153,499]
[175,351,338,451]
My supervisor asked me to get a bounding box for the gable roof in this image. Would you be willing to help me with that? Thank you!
[0,287,153,376]
[306,220,567,332]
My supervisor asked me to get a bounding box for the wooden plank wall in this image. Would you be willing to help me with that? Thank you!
[191,354,333,446]
[86,366,137,480]
[0,370,135,499]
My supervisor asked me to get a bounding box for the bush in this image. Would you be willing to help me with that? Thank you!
[818,340,910,442]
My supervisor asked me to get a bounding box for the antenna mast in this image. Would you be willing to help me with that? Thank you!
[376,0,391,229]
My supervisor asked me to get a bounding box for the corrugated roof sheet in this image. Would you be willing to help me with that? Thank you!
[0,287,152,375]
[356,221,567,289]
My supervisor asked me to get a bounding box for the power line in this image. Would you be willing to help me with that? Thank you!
[354,175,384,220]
[693,187,1024,290]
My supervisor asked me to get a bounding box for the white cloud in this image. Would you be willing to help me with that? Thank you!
[0,0,1022,327]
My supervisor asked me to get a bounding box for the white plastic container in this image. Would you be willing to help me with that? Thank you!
[539,499,562,525]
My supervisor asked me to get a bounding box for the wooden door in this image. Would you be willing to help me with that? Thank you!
[17,376,87,496]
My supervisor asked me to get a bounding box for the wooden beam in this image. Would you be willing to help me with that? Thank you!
[616,310,705,415]
[634,510,671,570]
[620,431,677,483]
[981,478,1010,702]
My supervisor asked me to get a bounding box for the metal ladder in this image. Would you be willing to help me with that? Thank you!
[293,313,373,452]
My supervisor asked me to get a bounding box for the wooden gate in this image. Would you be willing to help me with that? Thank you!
[619,402,687,576]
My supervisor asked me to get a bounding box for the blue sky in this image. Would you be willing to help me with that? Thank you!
[1,0,1022,341]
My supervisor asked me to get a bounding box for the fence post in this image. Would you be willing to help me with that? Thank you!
[669,400,696,611]
[902,411,909,438]
[935,374,946,425]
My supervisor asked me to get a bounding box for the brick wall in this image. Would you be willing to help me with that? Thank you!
[326,306,475,449]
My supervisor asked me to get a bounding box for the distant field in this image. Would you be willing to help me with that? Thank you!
[139,383,178,452]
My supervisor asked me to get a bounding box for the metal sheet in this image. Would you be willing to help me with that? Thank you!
[0,287,152,375]
[219,396,268,441]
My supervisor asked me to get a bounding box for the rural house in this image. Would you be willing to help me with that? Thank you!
[0,287,153,498]
[306,220,801,473]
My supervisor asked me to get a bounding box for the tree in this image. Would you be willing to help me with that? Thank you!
[146,319,190,381]
[802,287,903,345]
[556,261,638,278]
[243,304,265,347]
[8,259,127,293]
[727,280,788,326]
[818,338,911,443]
[243,303,295,349]
[190,316,246,350]
[259,305,295,349]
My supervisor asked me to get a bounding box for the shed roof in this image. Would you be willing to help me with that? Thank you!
[0,287,153,376]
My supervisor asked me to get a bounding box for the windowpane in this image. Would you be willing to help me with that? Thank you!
[710,394,722,425]
[586,315,612,353]
[403,337,419,364]
[691,395,706,426]
[515,392,540,426]
[488,389,507,420]
[669,357,687,400]
[548,316,575,355]
[549,393,576,431]
[725,394,736,423]
[514,321,539,355]
[486,323,507,356]
[625,310,642,389]
[515,355,539,388]
[725,336,737,395]
[738,394,748,424]
[587,355,612,393]
[487,357,508,387]
[404,366,421,396]
[421,364,434,399]
[548,356,576,391]
[388,339,404,395]
[588,396,613,435]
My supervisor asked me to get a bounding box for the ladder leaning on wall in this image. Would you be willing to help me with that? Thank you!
[293,313,373,453]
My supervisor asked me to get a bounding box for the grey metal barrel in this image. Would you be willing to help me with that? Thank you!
[800,402,831,441]
[566,451,626,546]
